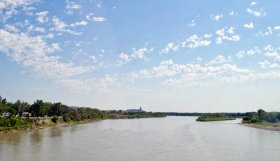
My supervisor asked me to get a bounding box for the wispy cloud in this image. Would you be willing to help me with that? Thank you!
[216,27,240,44]
[161,42,179,54]
[86,13,106,22]
[250,1,257,6]
[70,21,88,27]
[127,57,251,88]
[161,34,212,54]
[207,55,232,65]
[4,24,19,33]
[35,11,48,23]
[0,29,94,91]
[188,19,197,27]
[65,1,81,15]
[117,52,131,66]
[229,11,237,16]
[257,26,273,36]
[0,0,37,22]
[210,14,223,21]
[246,8,266,17]
[117,47,154,66]
[131,47,154,59]
[235,47,260,59]
[51,16,82,35]
[66,1,81,10]
[244,22,254,29]
[182,34,212,48]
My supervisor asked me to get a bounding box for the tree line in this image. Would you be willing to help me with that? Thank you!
[242,109,280,123]
[0,95,167,129]
[162,112,246,118]
[0,96,106,121]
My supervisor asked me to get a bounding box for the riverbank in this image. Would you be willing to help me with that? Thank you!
[0,117,78,135]
[0,114,166,135]
[242,123,280,131]
[0,120,99,135]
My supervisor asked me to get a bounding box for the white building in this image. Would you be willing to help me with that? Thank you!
[127,107,144,113]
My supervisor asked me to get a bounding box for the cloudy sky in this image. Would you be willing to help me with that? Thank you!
[1,0,280,112]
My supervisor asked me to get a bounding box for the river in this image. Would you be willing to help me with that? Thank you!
[0,117,280,161]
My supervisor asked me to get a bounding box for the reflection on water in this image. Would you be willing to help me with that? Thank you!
[48,127,63,138]
[1,117,280,161]
[30,130,43,144]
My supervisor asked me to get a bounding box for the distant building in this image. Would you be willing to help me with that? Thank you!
[1,112,11,117]
[127,107,144,113]
[21,112,32,117]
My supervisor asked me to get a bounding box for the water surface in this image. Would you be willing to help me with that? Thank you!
[1,117,280,161]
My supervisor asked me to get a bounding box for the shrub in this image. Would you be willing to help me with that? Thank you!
[62,114,70,122]
[10,117,19,126]
[51,116,58,123]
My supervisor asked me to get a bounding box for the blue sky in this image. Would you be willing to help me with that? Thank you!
[1,0,280,112]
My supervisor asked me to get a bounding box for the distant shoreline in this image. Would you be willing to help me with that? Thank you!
[242,123,280,131]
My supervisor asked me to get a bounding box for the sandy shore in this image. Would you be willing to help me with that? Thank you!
[0,120,92,136]
[242,123,280,131]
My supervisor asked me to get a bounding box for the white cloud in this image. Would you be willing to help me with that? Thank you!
[92,17,106,22]
[258,60,270,68]
[161,42,179,54]
[188,19,196,27]
[210,14,223,21]
[257,26,273,36]
[119,53,130,62]
[262,45,280,62]
[250,1,257,6]
[34,27,45,33]
[229,11,237,16]
[246,8,266,17]
[0,0,36,22]
[66,1,81,10]
[203,34,212,38]
[161,34,211,54]
[274,26,280,30]
[129,57,250,88]
[86,13,106,22]
[0,2,5,9]
[35,11,48,23]
[216,27,240,44]
[182,34,211,48]
[244,22,254,29]
[235,45,280,63]
[117,47,153,66]
[70,21,88,27]
[207,55,231,65]
[257,60,279,69]
[0,29,94,91]
[131,47,154,59]
[117,52,131,66]
[65,1,81,15]
[51,16,82,35]
[89,55,97,63]
[52,16,66,30]
[120,45,280,88]
[4,24,19,33]
[235,47,260,59]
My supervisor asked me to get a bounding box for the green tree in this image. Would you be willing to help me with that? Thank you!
[257,109,267,122]
[29,100,48,117]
